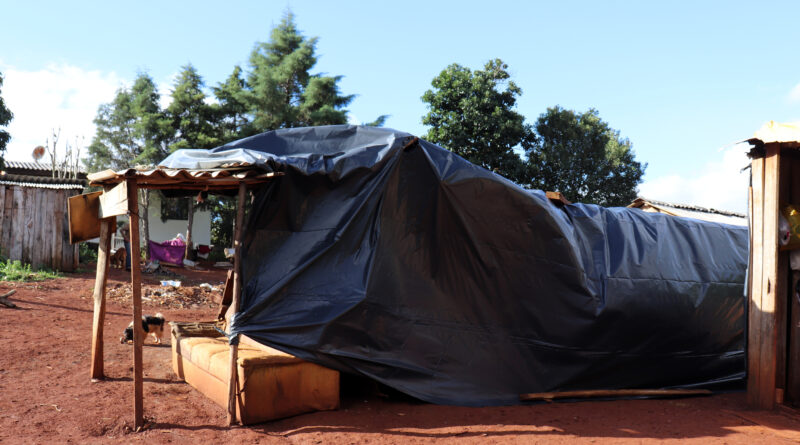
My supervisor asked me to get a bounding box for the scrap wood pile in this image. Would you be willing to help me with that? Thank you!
[106,282,221,309]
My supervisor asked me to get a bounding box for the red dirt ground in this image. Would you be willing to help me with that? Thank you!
[2,264,800,444]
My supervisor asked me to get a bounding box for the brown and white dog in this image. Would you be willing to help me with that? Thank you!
[110,248,126,269]
[120,313,166,345]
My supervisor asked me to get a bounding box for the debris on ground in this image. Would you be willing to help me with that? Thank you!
[142,261,181,278]
[160,280,182,288]
[107,283,220,309]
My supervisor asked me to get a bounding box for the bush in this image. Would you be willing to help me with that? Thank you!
[79,242,98,263]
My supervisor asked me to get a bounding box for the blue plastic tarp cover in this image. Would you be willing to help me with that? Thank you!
[161,125,748,406]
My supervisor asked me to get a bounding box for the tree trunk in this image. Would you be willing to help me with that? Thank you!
[185,199,195,261]
[141,189,151,261]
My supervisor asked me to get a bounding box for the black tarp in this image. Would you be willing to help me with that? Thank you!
[161,125,748,406]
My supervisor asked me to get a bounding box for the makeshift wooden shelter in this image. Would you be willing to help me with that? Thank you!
[746,121,800,410]
[73,166,280,430]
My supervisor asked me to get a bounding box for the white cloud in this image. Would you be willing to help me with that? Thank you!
[638,146,751,214]
[1,62,126,161]
[789,82,800,103]
[347,114,361,125]
[158,71,179,110]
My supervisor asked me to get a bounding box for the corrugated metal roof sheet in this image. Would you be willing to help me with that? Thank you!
[3,160,87,173]
[750,121,800,145]
[87,166,282,190]
[628,197,747,226]
[0,173,86,190]
[4,160,53,170]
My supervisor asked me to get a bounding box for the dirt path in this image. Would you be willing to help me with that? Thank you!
[1,268,799,444]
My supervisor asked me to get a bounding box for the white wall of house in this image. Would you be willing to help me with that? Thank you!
[148,193,212,246]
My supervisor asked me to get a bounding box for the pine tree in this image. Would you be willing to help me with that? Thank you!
[212,65,250,142]
[167,64,218,150]
[86,72,172,258]
[244,11,354,131]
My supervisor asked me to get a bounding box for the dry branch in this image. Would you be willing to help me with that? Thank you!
[0,289,18,308]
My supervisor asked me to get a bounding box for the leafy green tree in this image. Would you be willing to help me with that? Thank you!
[0,71,12,170]
[213,65,250,143]
[168,64,219,150]
[244,11,354,131]
[421,59,532,183]
[526,106,645,206]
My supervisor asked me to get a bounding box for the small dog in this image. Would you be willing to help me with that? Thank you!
[120,313,166,345]
[110,248,127,269]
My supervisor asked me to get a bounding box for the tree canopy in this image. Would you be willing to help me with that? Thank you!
[0,71,13,169]
[212,65,249,143]
[527,106,646,206]
[422,59,645,206]
[85,73,170,171]
[243,12,354,132]
[421,59,532,183]
[167,64,218,150]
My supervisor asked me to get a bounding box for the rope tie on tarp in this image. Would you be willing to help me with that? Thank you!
[214,326,240,345]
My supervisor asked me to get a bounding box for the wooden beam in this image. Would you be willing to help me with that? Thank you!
[760,144,780,410]
[748,155,765,408]
[90,216,115,381]
[520,388,712,401]
[127,178,144,430]
[545,191,572,206]
[749,144,781,410]
[227,182,247,426]
[775,155,792,401]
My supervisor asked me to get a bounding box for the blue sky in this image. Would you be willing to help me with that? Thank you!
[3,1,800,212]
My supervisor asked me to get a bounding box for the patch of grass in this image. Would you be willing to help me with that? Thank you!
[0,259,62,282]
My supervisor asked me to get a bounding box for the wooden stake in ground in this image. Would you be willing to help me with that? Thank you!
[90,217,115,381]
[0,290,17,308]
[227,182,247,426]
[126,177,144,431]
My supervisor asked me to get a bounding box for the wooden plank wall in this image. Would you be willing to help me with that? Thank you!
[0,185,80,272]
[787,155,800,406]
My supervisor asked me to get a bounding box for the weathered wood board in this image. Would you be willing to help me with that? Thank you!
[68,191,103,244]
[98,181,128,218]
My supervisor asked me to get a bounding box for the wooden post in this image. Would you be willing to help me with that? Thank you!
[185,199,194,261]
[748,144,780,410]
[90,216,115,381]
[127,178,144,430]
[227,182,247,426]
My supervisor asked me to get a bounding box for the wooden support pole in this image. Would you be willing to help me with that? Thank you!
[748,155,764,407]
[127,178,144,430]
[227,182,247,426]
[90,216,115,381]
[747,144,781,410]
[520,388,712,402]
